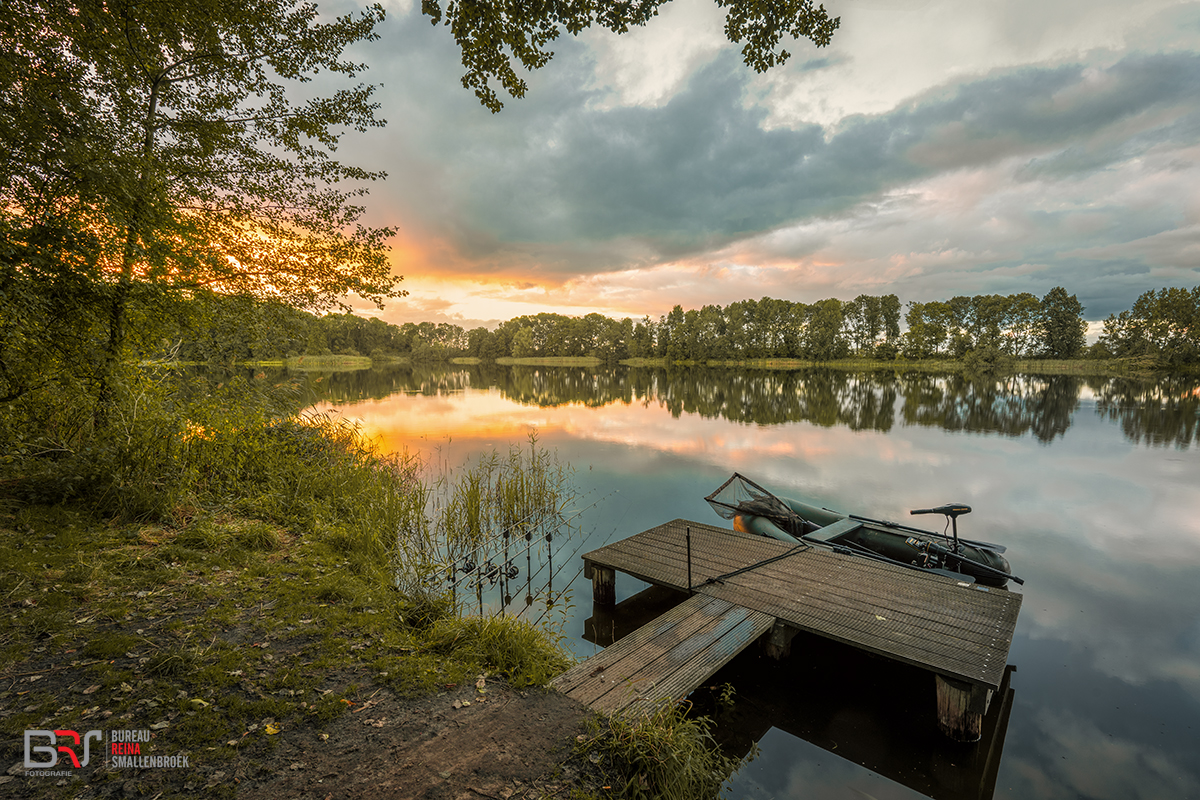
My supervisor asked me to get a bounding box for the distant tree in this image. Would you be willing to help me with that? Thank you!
[881,295,902,343]
[804,298,847,361]
[845,295,883,355]
[725,301,754,357]
[510,326,536,358]
[1003,293,1042,357]
[595,318,632,364]
[1039,287,1087,359]
[969,294,1010,351]
[629,317,655,358]
[1099,286,1200,363]
[466,327,490,358]
[479,330,509,361]
[947,296,973,349]
[755,297,790,357]
[902,301,950,358]
[658,305,685,360]
[696,304,727,360]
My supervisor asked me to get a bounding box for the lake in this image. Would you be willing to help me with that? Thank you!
[305,363,1200,800]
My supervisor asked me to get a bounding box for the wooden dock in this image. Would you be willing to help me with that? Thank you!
[561,518,1023,741]
[551,594,772,716]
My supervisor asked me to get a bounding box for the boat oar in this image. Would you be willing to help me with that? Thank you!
[849,513,1007,553]
[920,539,1024,586]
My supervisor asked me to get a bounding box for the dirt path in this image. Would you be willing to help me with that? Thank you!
[235,681,600,800]
[3,678,609,799]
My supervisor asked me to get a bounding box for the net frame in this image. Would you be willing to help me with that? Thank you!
[704,472,817,539]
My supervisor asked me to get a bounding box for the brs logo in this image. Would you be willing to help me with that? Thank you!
[24,729,103,768]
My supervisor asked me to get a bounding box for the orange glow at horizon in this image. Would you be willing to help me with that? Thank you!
[376,214,890,328]
[312,387,925,474]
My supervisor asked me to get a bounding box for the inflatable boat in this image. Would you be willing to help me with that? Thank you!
[706,474,1020,588]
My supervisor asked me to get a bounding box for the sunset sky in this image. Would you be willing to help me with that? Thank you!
[330,0,1200,330]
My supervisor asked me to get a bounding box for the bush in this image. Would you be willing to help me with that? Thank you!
[873,340,899,360]
[963,346,1016,375]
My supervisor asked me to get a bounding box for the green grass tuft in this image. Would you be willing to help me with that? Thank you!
[578,701,743,800]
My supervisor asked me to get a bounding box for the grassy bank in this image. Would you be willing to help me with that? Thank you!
[0,501,570,750]
[236,352,1188,377]
[495,356,604,366]
[0,406,582,795]
[238,355,376,370]
[620,355,1181,376]
[284,354,374,371]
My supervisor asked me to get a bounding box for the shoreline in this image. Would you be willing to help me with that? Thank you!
[244,353,1189,377]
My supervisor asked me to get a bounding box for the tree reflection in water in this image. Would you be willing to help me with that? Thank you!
[296,364,1200,449]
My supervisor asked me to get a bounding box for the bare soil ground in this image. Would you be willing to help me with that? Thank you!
[3,672,609,799]
[235,681,601,800]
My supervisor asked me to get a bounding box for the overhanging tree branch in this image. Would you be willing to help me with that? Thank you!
[422,0,840,111]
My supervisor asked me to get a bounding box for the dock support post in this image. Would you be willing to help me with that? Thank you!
[935,674,991,742]
[762,620,798,660]
[592,566,615,607]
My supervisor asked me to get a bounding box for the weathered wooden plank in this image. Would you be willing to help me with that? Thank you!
[711,559,1021,646]
[597,519,1013,620]
[564,598,755,709]
[703,576,1018,688]
[573,599,773,716]
[615,611,774,718]
[701,582,1016,688]
[596,519,1021,627]
[592,527,1017,646]
[551,594,725,694]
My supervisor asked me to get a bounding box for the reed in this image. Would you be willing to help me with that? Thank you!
[425,433,578,615]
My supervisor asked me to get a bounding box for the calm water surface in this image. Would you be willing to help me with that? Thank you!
[308,365,1199,800]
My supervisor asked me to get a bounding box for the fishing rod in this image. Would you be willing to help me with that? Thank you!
[803,528,1024,586]
[515,524,597,621]
[505,508,625,620]
[908,538,1024,585]
[516,509,600,591]
[441,498,606,592]
[909,503,1023,584]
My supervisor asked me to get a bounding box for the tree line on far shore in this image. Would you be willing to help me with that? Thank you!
[171,284,1200,366]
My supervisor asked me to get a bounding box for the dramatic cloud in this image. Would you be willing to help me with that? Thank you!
[333,0,1200,322]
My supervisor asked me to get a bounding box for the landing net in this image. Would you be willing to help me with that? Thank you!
[704,473,816,540]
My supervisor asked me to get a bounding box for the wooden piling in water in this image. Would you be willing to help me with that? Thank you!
[762,620,799,660]
[935,674,991,742]
[587,561,615,606]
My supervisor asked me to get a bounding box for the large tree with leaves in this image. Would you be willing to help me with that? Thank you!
[1,0,402,416]
[1038,287,1087,359]
[422,0,841,112]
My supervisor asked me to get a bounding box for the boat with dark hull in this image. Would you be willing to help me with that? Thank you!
[706,474,1020,588]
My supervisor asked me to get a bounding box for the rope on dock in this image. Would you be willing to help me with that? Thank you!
[696,541,810,588]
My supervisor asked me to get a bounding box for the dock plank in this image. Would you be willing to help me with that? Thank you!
[553,595,728,702]
[552,594,725,694]
[552,593,772,716]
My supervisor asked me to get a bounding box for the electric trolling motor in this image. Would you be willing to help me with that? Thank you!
[910,503,972,554]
